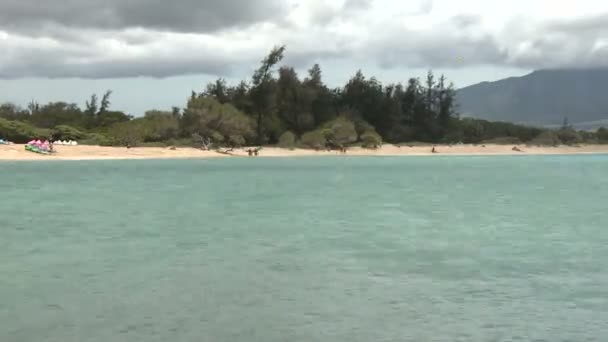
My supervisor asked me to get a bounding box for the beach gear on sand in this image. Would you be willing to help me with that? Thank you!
[25,140,52,155]
[51,140,78,146]
[25,144,50,155]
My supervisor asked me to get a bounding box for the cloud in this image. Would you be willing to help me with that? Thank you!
[450,14,483,29]
[0,0,286,33]
[0,29,257,78]
[545,13,608,34]
[504,14,608,68]
[417,0,434,15]
[369,16,507,69]
[1,0,608,79]
[366,10,608,70]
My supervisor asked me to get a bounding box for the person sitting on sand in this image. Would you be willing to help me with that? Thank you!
[512,146,522,152]
[432,146,438,153]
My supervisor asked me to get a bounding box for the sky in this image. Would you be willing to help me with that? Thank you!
[1,0,608,115]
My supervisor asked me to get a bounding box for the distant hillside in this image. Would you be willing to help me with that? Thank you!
[456,68,608,128]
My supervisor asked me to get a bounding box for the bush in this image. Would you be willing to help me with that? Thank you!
[529,131,561,146]
[183,97,254,145]
[107,120,145,146]
[323,116,358,146]
[79,133,113,146]
[597,127,608,144]
[166,138,195,147]
[142,111,180,142]
[361,130,382,149]
[481,137,523,145]
[278,131,296,149]
[53,125,87,141]
[227,134,246,147]
[301,130,326,150]
[352,117,376,137]
[441,130,465,144]
[0,118,52,143]
[557,128,583,145]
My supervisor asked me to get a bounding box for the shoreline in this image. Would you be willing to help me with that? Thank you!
[1,144,608,161]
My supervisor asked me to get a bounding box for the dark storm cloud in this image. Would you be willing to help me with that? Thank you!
[0,30,246,79]
[0,0,286,33]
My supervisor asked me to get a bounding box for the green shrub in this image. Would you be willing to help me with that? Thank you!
[323,116,358,146]
[183,97,254,145]
[107,121,144,146]
[166,138,194,147]
[557,128,583,145]
[529,131,561,146]
[278,131,296,149]
[227,134,246,147]
[53,125,87,141]
[361,130,382,149]
[352,118,376,137]
[441,131,465,144]
[301,130,326,150]
[0,118,52,143]
[597,127,608,144]
[79,133,113,146]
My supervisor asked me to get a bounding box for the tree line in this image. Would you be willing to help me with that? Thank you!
[1,46,608,148]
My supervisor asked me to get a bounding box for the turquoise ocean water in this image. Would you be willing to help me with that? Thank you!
[1,155,607,341]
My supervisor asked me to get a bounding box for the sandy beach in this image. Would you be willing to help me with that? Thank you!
[1,143,608,161]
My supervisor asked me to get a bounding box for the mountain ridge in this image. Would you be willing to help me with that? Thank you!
[456,68,608,128]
